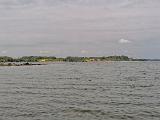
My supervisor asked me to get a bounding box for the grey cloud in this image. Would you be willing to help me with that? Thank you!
[0,0,160,58]
[0,0,159,8]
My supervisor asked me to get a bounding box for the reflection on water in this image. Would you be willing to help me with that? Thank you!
[0,62,160,120]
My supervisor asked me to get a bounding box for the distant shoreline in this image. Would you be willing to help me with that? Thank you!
[0,62,47,66]
[0,56,159,65]
[0,60,160,67]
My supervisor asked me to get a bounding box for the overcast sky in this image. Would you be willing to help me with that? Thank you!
[0,0,160,58]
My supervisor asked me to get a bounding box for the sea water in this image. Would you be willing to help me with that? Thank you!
[0,62,159,120]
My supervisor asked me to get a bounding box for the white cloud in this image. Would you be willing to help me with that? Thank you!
[81,50,88,54]
[39,50,50,54]
[119,38,131,44]
[1,50,7,54]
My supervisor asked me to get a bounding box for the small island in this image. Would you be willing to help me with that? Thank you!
[0,55,152,66]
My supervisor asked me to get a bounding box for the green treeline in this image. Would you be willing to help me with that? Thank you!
[0,56,147,62]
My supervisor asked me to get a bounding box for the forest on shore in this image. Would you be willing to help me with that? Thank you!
[0,56,147,62]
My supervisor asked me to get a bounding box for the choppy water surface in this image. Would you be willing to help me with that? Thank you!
[0,62,160,120]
